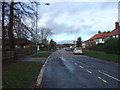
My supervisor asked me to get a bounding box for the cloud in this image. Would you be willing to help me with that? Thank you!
[57,40,75,44]
[100,2,118,9]
[37,2,118,43]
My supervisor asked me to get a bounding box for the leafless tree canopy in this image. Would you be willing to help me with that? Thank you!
[31,27,54,45]
[2,1,38,48]
[40,27,53,41]
[2,1,55,49]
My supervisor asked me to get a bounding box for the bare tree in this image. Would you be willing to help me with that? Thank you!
[1,2,5,59]
[13,2,37,39]
[8,1,14,49]
[49,39,56,50]
[39,27,53,44]
[76,37,82,47]
[2,1,38,49]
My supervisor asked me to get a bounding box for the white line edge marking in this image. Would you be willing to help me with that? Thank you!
[98,70,120,82]
[77,61,90,68]
[36,55,51,86]
[98,77,108,83]
[79,66,83,68]
[86,70,92,74]
[75,63,77,65]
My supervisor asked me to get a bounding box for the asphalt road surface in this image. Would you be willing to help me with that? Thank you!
[39,49,120,88]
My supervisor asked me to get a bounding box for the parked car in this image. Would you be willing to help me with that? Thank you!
[73,47,83,55]
[65,47,71,51]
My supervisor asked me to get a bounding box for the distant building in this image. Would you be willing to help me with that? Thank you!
[82,42,86,48]
[84,22,120,47]
[1,38,35,49]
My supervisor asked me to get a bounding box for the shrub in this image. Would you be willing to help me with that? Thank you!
[87,43,104,51]
[87,38,120,55]
[104,38,120,54]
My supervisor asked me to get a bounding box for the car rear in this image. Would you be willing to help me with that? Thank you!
[73,47,83,55]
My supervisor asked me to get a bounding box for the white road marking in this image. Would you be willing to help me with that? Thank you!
[98,70,120,82]
[98,77,108,83]
[36,55,51,86]
[75,63,77,65]
[60,57,73,72]
[79,66,83,68]
[86,70,92,74]
[78,62,83,64]
[77,61,89,68]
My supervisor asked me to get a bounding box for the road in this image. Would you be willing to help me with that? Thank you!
[38,49,120,88]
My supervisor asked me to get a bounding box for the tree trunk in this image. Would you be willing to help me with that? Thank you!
[8,2,15,49]
[2,2,6,57]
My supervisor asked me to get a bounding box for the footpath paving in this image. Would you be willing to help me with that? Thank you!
[17,52,46,63]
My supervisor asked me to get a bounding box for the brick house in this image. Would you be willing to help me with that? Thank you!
[2,38,35,49]
[84,22,120,47]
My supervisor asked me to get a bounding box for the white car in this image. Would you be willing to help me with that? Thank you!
[73,47,83,55]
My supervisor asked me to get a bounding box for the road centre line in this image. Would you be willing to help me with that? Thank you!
[76,61,89,67]
[75,62,77,65]
[98,77,108,83]
[98,70,120,82]
[86,70,92,74]
[79,65,83,68]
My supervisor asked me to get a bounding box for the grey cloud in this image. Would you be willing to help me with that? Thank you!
[39,2,99,36]
[46,21,81,35]
[81,25,92,29]
[41,12,82,35]
[38,2,117,43]
[57,40,75,44]
[100,2,117,9]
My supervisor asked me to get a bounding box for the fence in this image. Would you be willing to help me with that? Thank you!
[2,47,36,63]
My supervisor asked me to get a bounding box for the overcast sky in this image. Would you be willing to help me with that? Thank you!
[37,2,118,44]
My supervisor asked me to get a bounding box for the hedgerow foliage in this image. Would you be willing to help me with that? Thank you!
[87,38,120,55]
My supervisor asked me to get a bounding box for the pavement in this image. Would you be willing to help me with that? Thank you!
[37,49,120,88]
[17,52,47,63]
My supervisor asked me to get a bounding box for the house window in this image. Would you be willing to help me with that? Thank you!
[97,39,99,43]
[113,35,115,38]
[102,38,104,41]
[116,35,119,38]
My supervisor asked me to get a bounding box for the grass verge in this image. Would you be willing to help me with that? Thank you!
[38,50,56,52]
[83,50,120,63]
[32,52,52,58]
[2,62,43,88]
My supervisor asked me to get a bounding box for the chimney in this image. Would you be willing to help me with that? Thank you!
[115,22,119,29]
[98,31,101,34]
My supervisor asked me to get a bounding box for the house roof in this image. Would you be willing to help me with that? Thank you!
[88,27,120,41]
[14,38,34,45]
[88,32,108,40]
[104,28,120,37]
[87,22,120,42]
[3,38,34,45]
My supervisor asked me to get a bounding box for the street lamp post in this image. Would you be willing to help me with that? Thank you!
[74,32,77,47]
[35,3,38,56]
[35,3,50,56]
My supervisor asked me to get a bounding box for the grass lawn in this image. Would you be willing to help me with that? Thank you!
[83,50,120,63]
[32,52,52,58]
[38,50,56,52]
[38,50,45,52]
[2,62,43,88]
